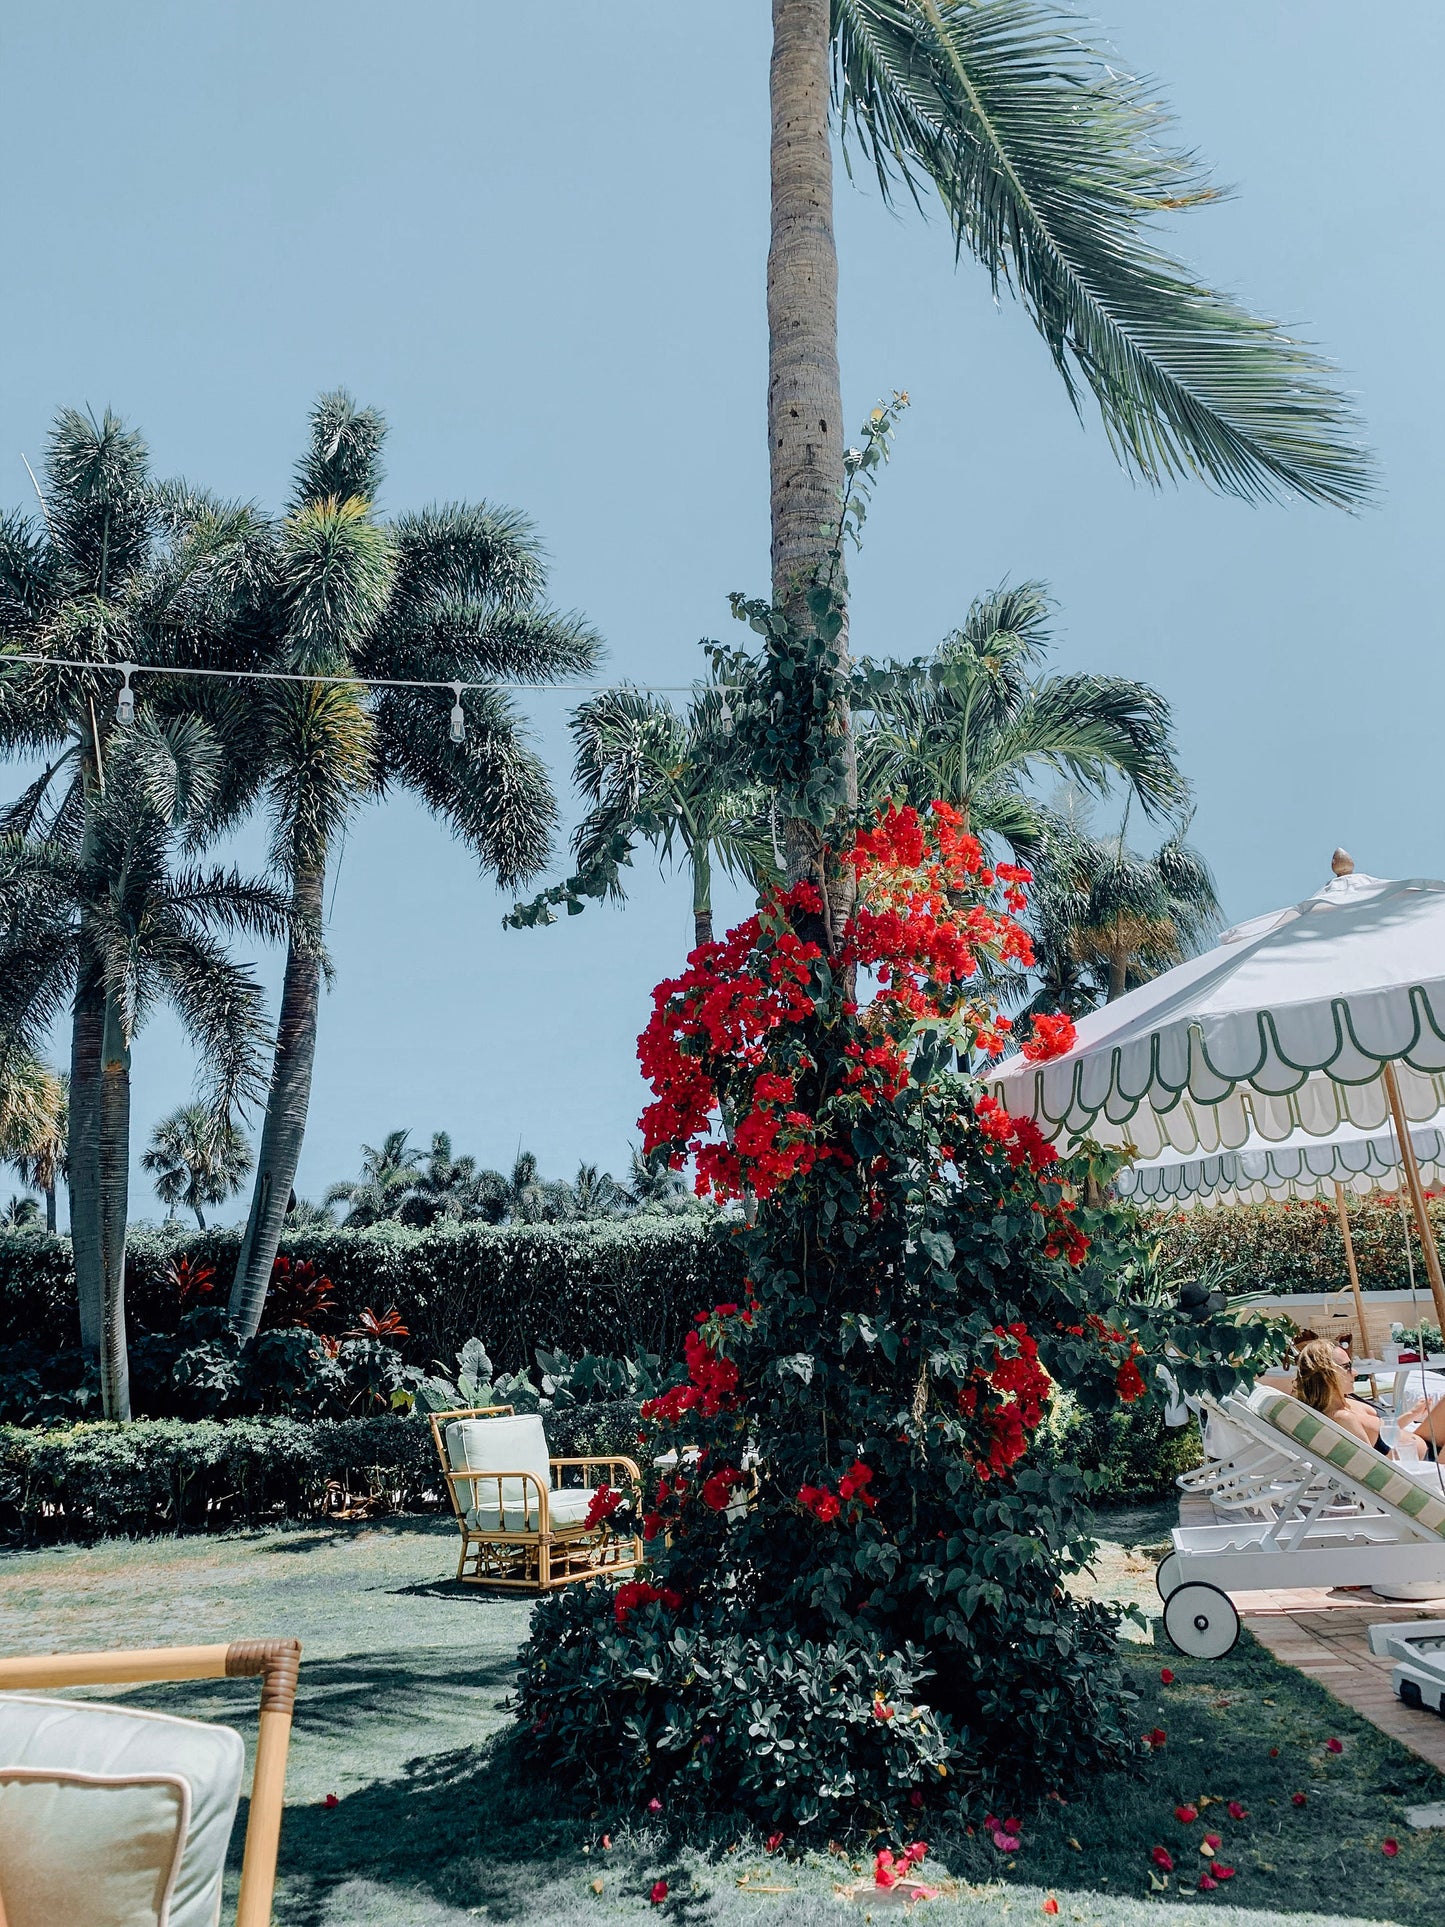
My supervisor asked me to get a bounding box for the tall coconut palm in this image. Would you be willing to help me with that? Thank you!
[761,0,1369,919]
[855,581,1185,840]
[227,392,603,1334]
[400,1131,507,1227]
[142,1101,253,1228]
[564,682,775,949]
[0,713,297,1416]
[323,1129,422,1228]
[0,407,269,1357]
[0,1055,67,1232]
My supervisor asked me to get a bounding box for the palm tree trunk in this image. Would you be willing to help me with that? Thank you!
[44,1185,55,1235]
[1107,945,1129,1002]
[98,989,131,1420]
[228,860,325,1336]
[768,0,856,936]
[193,1204,206,1230]
[691,844,713,950]
[68,964,105,1355]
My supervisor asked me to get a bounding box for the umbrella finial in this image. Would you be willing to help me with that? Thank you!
[1331,847,1355,876]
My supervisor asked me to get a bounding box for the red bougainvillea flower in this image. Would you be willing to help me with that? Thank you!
[1198,1874,1218,1892]
[1175,1805,1199,1824]
[872,1694,896,1722]
[797,1483,842,1522]
[1147,1728,1167,1748]
[614,1581,682,1628]
[873,1851,897,1889]
[765,1833,784,1854]
[1269,1748,1280,1758]
[650,1881,669,1905]
[1042,1899,1059,1915]
[1214,1865,1236,1881]
[909,1789,924,1809]
[1021,1012,1077,1061]
[584,1485,622,1531]
[323,1792,339,1809]
[1226,1801,1248,1821]
[647,1797,663,1813]
[990,1828,1021,1852]
[1291,1793,1307,1807]
[1382,1839,1399,1857]
[1325,1737,1343,1754]
[1203,1834,1221,1852]
[1159,1668,1175,1685]
[1151,1848,1174,1872]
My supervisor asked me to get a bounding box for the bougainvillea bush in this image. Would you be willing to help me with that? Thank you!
[516,803,1278,1834]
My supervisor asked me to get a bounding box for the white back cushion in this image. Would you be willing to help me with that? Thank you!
[0,1693,244,1927]
[446,1413,552,1524]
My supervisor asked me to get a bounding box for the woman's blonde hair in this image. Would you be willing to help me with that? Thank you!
[1294,1337,1345,1415]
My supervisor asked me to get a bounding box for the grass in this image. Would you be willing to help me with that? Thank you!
[4,1507,1444,1926]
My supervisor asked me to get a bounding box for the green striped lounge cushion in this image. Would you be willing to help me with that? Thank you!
[1256,1391,1445,1538]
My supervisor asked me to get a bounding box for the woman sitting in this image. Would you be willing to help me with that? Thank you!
[1293,1338,1433,1460]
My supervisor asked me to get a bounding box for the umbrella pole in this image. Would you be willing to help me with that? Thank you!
[1383,1061,1445,1340]
[1333,1179,1374,1361]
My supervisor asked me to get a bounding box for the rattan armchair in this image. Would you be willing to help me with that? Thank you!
[0,1636,300,1927]
[429,1404,643,1590]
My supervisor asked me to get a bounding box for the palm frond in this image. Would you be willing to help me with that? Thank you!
[833,0,1372,505]
[390,502,546,612]
[291,391,386,510]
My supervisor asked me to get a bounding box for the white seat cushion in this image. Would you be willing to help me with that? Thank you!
[0,1693,244,1927]
[464,1487,595,1532]
[446,1413,557,1529]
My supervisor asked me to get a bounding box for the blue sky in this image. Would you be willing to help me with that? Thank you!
[2,3,1439,1220]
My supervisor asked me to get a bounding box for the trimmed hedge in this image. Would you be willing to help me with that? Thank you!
[0,1217,743,1371]
[1148,1191,1445,1296]
[0,1398,641,1544]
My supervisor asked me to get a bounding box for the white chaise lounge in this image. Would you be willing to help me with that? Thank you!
[1156,1385,1445,1658]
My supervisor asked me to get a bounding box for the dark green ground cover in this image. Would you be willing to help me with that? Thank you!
[4,1509,1440,1926]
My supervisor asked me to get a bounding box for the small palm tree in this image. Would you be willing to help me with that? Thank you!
[856,583,1185,844]
[559,682,775,949]
[3,1193,39,1228]
[324,1130,422,1228]
[229,392,603,1334]
[400,1131,506,1227]
[501,1150,574,1225]
[622,1145,689,1210]
[1018,805,1222,1015]
[142,1102,253,1229]
[0,713,298,1417]
[571,1162,626,1220]
[0,1055,67,1232]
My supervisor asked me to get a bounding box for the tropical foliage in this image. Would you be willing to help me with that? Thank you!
[0,1054,66,1232]
[142,1102,253,1228]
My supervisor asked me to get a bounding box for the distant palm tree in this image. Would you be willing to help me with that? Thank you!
[500,1150,575,1226]
[562,681,775,949]
[3,1194,39,1228]
[400,1131,506,1227]
[0,1056,67,1232]
[324,1130,423,1228]
[623,1146,688,1210]
[228,392,603,1335]
[142,1102,253,1229]
[855,583,1185,845]
[1018,807,1222,1016]
[571,1162,626,1220]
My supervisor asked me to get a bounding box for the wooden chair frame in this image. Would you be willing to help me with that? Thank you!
[427,1404,643,1591]
[0,1636,300,1927]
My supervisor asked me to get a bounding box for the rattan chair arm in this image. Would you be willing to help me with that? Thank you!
[226,1637,302,1715]
[443,1467,552,1530]
[549,1455,643,1487]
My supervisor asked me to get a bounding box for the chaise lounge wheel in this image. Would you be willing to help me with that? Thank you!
[1399,1677,1424,1710]
[1162,1581,1239,1660]
[1155,1552,1183,1601]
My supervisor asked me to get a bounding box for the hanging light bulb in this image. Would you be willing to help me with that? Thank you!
[115,663,136,726]
[719,690,734,736]
[448,681,466,745]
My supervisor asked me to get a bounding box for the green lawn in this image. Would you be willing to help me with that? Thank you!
[3,1509,1442,1927]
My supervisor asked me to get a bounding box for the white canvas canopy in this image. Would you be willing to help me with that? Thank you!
[989,858,1445,1333]
[1117,1109,1445,1208]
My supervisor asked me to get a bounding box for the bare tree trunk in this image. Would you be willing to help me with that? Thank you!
[98,990,131,1420]
[229,861,325,1336]
[68,965,105,1355]
[1107,945,1129,1002]
[768,0,856,940]
[44,1185,55,1235]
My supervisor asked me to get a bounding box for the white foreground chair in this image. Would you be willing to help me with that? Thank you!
[0,1637,299,1927]
[1156,1386,1445,1659]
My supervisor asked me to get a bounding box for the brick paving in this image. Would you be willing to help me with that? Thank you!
[1175,1493,1445,1774]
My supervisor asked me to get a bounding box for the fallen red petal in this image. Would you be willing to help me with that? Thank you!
[1382,1840,1399,1857]
[1292,1793,1307,1807]
[650,1881,669,1905]
[1326,1738,1343,1754]
[1042,1900,1059,1916]
[1175,1805,1199,1824]
[1159,1668,1175,1684]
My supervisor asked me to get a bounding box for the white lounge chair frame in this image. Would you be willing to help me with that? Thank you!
[1366,1617,1445,1715]
[1157,1386,1445,1658]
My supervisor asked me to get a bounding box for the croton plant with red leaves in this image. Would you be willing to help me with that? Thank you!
[518,801,1282,1833]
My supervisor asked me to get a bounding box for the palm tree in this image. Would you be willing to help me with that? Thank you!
[3,1194,39,1228]
[0,713,297,1416]
[0,1055,67,1232]
[142,1102,253,1228]
[549,681,775,949]
[399,1130,507,1227]
[571,1162,626,1220]
[228,392,603,1334]
[855,582,1185,843]
[759,0,1369,920]
[623,1145,689,1210]
[1017,806,1222,1015]
[324,1130,423,1228]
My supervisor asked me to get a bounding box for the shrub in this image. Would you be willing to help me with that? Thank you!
[1147,1191,1445,1296]
[0,1414,438,1542]
[1036,1392,1202,1504]
[0,1218,738,1369]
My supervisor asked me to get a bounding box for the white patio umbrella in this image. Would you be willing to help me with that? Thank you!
[990,854,1445,1335]
[1117,1109,1445,1208]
